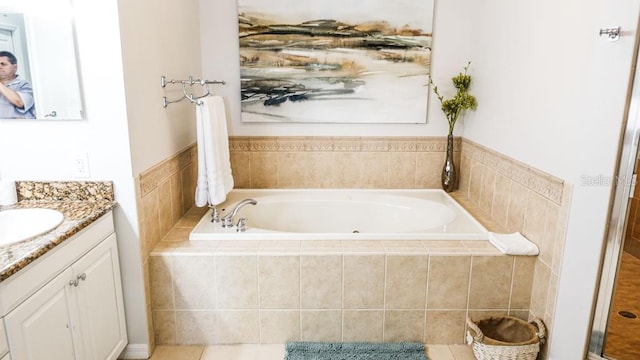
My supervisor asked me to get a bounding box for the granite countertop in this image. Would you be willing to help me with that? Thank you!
[0,181,116,282]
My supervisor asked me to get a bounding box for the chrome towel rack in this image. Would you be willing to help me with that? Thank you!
[161,75,226,108]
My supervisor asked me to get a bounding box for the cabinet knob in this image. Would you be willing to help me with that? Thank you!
[69,273,87,287]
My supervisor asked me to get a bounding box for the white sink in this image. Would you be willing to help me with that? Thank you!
[0,208,65,246]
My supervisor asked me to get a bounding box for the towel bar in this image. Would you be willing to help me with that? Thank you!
[161,75,226,108]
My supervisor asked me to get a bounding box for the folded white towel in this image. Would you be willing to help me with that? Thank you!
[195,96,234,207]
[488,232,539,256]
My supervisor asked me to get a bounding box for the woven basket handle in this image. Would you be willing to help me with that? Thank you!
[531,317,547,344]
[466,317,484,342]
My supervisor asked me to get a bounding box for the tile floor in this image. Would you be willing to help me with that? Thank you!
[603,251,640,359]
[147,344,477,360]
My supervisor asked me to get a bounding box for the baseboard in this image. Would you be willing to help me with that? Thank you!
[118,343,150,359]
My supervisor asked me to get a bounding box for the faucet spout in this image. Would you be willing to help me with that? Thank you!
[222,198,257,228]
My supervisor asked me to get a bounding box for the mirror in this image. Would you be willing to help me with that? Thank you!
[0,0,83,120]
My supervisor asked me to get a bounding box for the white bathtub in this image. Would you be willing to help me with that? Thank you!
[189,189,488,241]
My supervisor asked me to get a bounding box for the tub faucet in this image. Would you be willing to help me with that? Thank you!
[222,198,257,228]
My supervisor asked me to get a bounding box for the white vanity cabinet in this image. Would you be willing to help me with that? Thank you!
[0,211,127,360]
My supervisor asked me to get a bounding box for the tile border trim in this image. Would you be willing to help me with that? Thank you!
[461,138,564,205]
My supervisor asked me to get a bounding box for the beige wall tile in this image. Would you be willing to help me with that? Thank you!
[416,152,443,189]
[216,311,260,343]
[343,255,385,309]
[258,256,300,309]
[385,255,429,309]
[468,163,483,205]
[508,309,530,320]
[259,310,300,343]
[142,189,161,249]
[306,152,334,188]
[490,173,511,227]
[479,168,496,212]
[362,152,389,188]
[468,256,513,309]
[250,152,278,188]
[181,162,196,211]
[523,192,548,247]
[343,310,384,342]
[215,256,258,309]
[230,152,251,189]
[176,311,217,345]
[278,152,308,188]
[506,182,528,232]
[545,273,559,320]
[389,152,417,188]
[510,256,536,309]
[467,310,510,322]
[153,310,176,345]
[334,152,362,188]
[173,256,217,310]
[425,310,466,344]
[458,154,471,198]
[147,308,156,353]
[169,172,184,225]
[300,310,342,342]
[150,256,174,310]
[427,256,471,309]
[361,137,389,152]
[540,203,560,266]
[301,255,343,309]
[384,310,425,342]
[159,180,175,236]
[333,137,361,152]
[530,261,551,318]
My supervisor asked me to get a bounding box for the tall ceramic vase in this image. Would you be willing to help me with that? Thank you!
[441,134,456,192]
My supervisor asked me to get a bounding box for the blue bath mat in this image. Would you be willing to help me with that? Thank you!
[284,342,428,360]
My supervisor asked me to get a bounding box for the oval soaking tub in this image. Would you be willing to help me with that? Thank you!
[189,189,488,241]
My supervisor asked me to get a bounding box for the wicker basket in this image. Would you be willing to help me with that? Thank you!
[466,316,546,360]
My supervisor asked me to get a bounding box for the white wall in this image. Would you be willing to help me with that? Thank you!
[118,0,203,176]
[462,0,640,358]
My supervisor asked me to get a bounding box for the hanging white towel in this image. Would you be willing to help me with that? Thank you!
[488,232,539,256]
[195,96,234,207]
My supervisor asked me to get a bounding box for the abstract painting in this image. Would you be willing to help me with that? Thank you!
[237,0,434,124]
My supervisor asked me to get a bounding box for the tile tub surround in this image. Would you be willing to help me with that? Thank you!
[228,136,460,189]
[139,136,572,357]
[0,181,116,281]
[149,206,537,346]
[457,139,572,360]
[136,136,457,351]
[137,136,459,256]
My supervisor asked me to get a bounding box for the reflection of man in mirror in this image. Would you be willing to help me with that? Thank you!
[0,51,35,119]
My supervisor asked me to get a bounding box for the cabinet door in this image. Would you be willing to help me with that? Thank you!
[72,234,127,360]
[5,268,77,360]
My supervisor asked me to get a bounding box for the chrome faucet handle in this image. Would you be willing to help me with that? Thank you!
[209,206,220,223]
[222,216,234,228]
[236,218,247,232]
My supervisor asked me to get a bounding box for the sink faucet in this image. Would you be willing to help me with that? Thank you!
[221,198,257,228]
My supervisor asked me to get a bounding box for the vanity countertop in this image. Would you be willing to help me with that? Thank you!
[0,181,116,282]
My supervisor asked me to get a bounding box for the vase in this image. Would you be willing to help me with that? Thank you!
[441,134,456,192]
